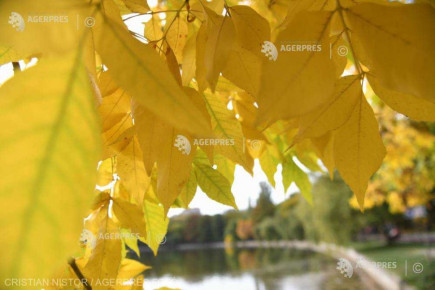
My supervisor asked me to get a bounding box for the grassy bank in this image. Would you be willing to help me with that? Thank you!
[351,242,434,289]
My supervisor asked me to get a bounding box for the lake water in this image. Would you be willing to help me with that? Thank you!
[140,247,374,290]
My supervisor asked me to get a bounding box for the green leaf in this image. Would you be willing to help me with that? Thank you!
[282,156,312,204]
[193,159,238,209]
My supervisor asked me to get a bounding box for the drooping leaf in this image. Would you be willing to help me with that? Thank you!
[182,32,197,86]
[222,45,262,97]
[334,96,386,209]
[117,136,150,203]
[112,197,147,238]
[165,13,188,62]
[143,199,169,255]
[282,156,312,204]
[144,14,164,44]
[116,258,149,281]
[203,91,254,173]
[84,206,122,288]
[311,132,335,179]
[179,170,198,208]
[259,149,279,188]
[194,156,238,209]
[296,75,362,140]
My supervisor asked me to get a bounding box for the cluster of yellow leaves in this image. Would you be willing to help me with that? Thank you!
[0,0,434,287]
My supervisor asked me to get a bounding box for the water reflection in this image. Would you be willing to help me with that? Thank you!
[140,248,373,290]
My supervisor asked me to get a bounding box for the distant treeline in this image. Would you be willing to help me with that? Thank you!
[163,176,432,247]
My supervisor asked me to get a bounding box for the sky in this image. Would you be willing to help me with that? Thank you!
[170,161,298,216]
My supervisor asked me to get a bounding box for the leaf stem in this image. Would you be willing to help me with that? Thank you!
[68,258,92,290]
[336,0,364,78]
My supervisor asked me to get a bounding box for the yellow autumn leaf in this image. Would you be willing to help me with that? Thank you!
[165,13,188,62]
[122,0,150,13]
[132,103,160,175]
[178,170,198,208]
[195,23,209,92]
[367,75,435,122]
[116,258,149,281]
[143,199,169,255]
[203,91,253,173]
[347,3,435,103]
[230,5,271,57]
[311,132,335,179]
[84,206,122,289]
[97,158,115,187]
[117,136,150,203]
[93,0,210,135]
[134,103,196,214]
[257,11,336,124]
[201,5,236,90]
[99,87,131,132]
[155,126,196,214]
[182,32,197,86]
[222,45,262,97]
[259,149,279,187]
[0,54,100,280]
[282,0,336,28]
[296,75,362,140]
[144,14,164,44]
[213,153,236,185]
[0,46,24,66]
[112,197,147,238]
[334,96,386,209]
